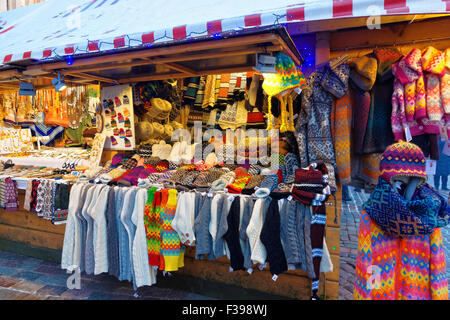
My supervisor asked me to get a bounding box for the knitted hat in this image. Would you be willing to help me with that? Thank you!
[114,96,122,107]
[111,119,117,128]
[421,46,446,75]
[123,109,130,118]
[123,95,130,105]
[124,118,131,128]
[179,170,200,187]
[373,47,402,79]
[262,52,307,130]
[110,136,118,146]
[118,113,124,123]
[349,55,378,91]
[119,128,125,138]
[126,129,133,137]
[379,140,427,186]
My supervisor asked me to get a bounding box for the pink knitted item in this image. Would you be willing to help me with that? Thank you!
[415,75,427,120]
[421,46,446,76]
[441,48,450,114]
[426,75,444,122]
[391,79,407,141]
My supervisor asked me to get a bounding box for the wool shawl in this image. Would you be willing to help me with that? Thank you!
[364,177,450,238]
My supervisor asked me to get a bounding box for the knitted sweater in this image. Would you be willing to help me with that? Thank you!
[119,188,138,284]
[90,185,110,275]
[106,187,119,278]
[61,183,84,270]
[172,192,196,246]
[132,188,156,288]
[83,185,104,275]
[194,194,213,259]
[246,198,269,265]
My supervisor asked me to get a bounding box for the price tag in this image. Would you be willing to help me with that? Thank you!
[258,263,267,271]
[229,267,234,272]
[405,126,412,142]
[287,195,293,201]
[272,274,278,282]
[228,196,235,202]
[443,140,450,157]
[247,268,253,275]
[426,159,437,175]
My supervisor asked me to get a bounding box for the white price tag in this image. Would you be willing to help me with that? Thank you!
[272,274,278,282]
[229,267,234,272]
[287,195,293,201]
[258,263,267,271]
[426,159,437,175]
[443,140,450,157]
[405,126,412,142]
[229,196,235,202]
[247,268,253,275]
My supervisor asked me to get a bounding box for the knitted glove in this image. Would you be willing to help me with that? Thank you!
[227,167,251,194]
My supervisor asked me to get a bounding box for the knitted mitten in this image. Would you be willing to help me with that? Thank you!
[156,160,169,172]
[227,167,251,194]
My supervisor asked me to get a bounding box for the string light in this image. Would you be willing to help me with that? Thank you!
[39,13,300,65]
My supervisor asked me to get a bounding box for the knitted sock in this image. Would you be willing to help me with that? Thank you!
[160,189,182,271]
[227,167,251,194]
[146,190,162,267]
[254,174,278,198]
[158,190,169,271]
[223,197,245,271]
[260,198,288,276]
[310,204,326,295]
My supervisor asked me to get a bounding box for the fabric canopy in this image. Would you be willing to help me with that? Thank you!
[0,0,448,65]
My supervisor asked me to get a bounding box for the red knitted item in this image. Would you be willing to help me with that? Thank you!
[294,166,323,184]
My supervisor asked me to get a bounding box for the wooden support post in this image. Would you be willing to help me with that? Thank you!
[315,32,330,68]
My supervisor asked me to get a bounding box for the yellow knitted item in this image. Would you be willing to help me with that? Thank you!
[262,53,307,131]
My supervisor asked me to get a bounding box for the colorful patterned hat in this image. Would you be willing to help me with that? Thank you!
[261,52,307,131]
[379,140,427,186]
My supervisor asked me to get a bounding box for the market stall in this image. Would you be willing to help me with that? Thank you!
[0,0,449,301]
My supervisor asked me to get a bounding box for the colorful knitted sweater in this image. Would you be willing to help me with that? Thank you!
[354,210,448,300]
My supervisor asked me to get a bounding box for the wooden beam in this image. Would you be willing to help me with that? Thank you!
[275,35,302,65]
[0,69,21,79]
[37,33,279,71]
[117,64,255,84]
[57,45,283,75]
[161,62,197,75]
[65,72,118,84]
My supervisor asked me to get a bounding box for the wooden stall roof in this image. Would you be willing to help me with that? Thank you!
[0,26,302,89]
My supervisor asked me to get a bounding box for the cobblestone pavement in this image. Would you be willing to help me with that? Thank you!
[0,250,214,300]
[339,182,450,300]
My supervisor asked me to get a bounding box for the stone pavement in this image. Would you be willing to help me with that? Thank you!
[338,184,450,300]
[0,250,214,300]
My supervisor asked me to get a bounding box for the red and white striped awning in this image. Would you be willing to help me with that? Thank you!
[0,0,448,65]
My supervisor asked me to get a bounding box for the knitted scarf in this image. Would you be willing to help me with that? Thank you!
[363,177,450,238]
